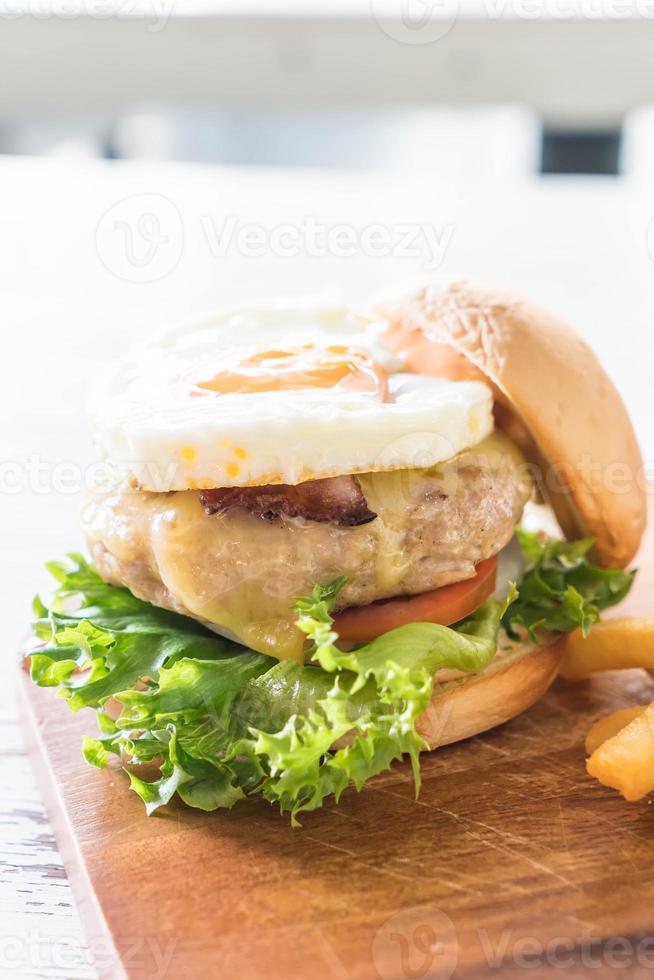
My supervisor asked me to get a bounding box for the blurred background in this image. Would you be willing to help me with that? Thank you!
[2,0,654,175]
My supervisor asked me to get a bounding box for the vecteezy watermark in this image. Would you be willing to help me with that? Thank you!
[478,929,654,971]
[370,0,460,45]
[370,910,654,979]
[200,214,454,271]
[94,194,455,282]
[95,193,184,283]
[2,452,654,498]
[372,907,459,979]
[370,0,654,38]
[0,0,175,32]
[0,928,177,977]
[481,0,654,16]
[0,455,187,496]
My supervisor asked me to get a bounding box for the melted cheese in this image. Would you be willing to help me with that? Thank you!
[83,432,530,662]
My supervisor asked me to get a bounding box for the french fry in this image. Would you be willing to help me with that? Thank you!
[586,702,654,801]
[560,618,654,680]
[584,706,647,755]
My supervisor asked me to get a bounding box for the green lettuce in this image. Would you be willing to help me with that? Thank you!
[503,530,634,640]
[29,556,509,824]
[30,555,241,712]
[29,532,633,823]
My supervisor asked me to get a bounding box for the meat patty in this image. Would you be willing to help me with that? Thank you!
[82,432,531,662]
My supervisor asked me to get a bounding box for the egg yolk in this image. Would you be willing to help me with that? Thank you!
[196,344,389,400]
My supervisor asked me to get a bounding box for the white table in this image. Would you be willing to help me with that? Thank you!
[2,157,654,977]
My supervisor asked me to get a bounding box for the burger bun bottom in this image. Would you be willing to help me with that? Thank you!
[418,633,564,749]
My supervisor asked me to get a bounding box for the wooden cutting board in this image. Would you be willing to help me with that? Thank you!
[19,506,654,980]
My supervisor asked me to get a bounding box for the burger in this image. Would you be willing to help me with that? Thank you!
[29,281,645,823]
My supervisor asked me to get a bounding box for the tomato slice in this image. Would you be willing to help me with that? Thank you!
[332,556,498,644]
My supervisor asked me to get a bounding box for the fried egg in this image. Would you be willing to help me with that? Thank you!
[90,300,494,491]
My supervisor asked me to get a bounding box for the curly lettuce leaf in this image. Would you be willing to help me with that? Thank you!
[112,589,508,823]
[29,555,241,711]
[29,555,509,824]
[503,530,634,640]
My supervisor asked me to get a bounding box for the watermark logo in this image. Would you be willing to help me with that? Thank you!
[2,451,653,499]
[95,192,183,283]
[201,214,453,271]
[370,0,459,45]
[95,196,454,281]
[483,0,654,16]
[372,906,459,979]
[0,928,176,977]
[0,0,175,33]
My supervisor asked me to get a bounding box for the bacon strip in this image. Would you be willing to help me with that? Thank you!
[199,475,377,527]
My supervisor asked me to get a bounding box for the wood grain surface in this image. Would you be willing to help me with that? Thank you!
[19,509,654,980]
[0,670,95,980]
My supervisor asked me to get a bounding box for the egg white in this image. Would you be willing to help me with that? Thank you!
[90,300,494,491]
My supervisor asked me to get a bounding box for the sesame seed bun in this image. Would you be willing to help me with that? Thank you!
[374,280,646,569]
